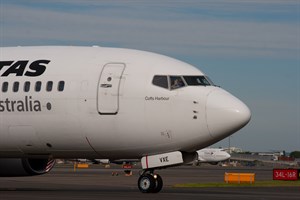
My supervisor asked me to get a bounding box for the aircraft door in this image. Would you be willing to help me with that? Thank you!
[97,63,125,114]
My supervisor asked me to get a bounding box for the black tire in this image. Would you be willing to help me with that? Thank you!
[152,174,163,193]
[138,174,155,193]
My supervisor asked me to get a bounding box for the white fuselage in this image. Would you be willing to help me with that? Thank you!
[0,46,251,160]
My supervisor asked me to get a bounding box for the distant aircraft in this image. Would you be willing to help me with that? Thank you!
[196,148,231,165]
[0,46,251,193]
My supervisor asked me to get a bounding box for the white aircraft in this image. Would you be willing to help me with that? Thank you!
[0,46,251,193]
[196,148,231,165]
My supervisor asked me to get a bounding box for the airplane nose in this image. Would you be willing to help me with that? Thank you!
[225,152,231,159]
[206,89,251,139]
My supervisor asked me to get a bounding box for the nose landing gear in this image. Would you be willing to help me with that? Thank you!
[138,151,196,193]
[138,171,163,193]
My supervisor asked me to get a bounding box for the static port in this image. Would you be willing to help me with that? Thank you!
[46,143,52,148]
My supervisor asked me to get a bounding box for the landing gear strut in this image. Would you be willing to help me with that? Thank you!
[138,171,163,193]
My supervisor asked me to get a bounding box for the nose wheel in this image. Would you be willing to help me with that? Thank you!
[138,173,163,193]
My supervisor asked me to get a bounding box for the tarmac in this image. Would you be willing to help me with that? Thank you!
[0,164,299,200]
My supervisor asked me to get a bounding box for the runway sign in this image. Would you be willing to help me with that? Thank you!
[273,169,298,181]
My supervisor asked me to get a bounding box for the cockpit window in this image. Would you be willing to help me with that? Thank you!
[183,76,213,86]
[152,75,215,90]
[152,75,168,89]
[205,76,215,86]
[170,76,185,90]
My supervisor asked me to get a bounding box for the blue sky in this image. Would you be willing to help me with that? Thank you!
[0,0,299,152]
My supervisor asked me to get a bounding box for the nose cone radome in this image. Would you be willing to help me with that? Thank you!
[206,89,251,140]
[223,152,231,160]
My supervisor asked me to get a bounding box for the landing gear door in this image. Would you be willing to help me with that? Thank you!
[97,63,125,115]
